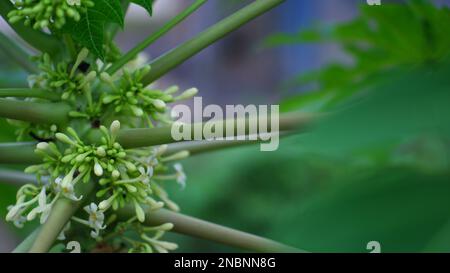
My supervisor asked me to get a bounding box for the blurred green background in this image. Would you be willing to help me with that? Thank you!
[1,0,450,252]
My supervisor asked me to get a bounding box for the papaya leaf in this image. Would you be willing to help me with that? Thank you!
[131,0,154,16]
[64,0,124,59]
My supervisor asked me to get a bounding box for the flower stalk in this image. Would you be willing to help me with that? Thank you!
[0,99,70,125]
[0,142,40,164]
[0,88,60,101]
[107,0,208,75]
[118,207,303,253]
[117,112,314,148]
[0,32,38,74]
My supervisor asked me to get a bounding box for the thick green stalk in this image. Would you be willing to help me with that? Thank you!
[0,88,60,101]
[0,168,37,185]
[118,207,302,253]
[13,228,41,253]
[141,0,285,85]
[166,132,291,155]
[0,99,70,125]
[0,32,38,74]
[117,112,314,149]
[28,199,76,252]
[107,0,208,74]
[29,182,94,253]
[0,1,63,56]
[0,113,315,164]
[0,142,39,164]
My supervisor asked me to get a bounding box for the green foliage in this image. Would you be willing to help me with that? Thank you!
[174,61,450,251]
[265,0,450,112]
[131,0,154,16]
[63,0,124,59]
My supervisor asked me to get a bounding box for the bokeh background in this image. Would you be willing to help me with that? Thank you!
[1,0,450,252]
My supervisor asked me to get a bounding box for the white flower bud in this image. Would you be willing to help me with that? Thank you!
[135,203,145,223]
[175,88,198,101]
[158,241,178,251]
[36,142,49,150]
[99,198,113,211]
[152,99,166,110]
[100,72,113,84]
[55,133,75,145]
[110,120,121,136]
[96,147,106,157]
[94,162,103,177]
[159,223,174,231]
[112,170,121,179]
[164,85,179,94]
[26,207,39,221]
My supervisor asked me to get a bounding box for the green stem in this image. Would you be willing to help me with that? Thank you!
[0,113,315,164]
[0,1,63,56]
[29,182,94,253]
[166,132,291,156]
[0,168,37,185]
[0,88,60,101]
[117,112,314,149]
[13,228,41,253]
[0,142,40,164]
[107,0,208,75]
[0,99,70,125]
[118,207,303,253]
[0,31,38,74]
[141,0,285,85]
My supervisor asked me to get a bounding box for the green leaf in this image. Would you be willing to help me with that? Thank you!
[95,0,125,27]
[131,0,154,16]
[64,0,124,59]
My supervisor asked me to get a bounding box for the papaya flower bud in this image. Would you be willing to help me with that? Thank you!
[152,99,166,111]
[94,161,104,177]
[110,120,121,139]
[164,85,179,95]
[71,48,89,77]
[175,88,198,101]
[134,200,146,223]
[56,133,75,145]
[36,142,49,151]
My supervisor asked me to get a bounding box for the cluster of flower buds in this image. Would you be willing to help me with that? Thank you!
[99,66,198,127]
[8,0,94,29]
[20,120,188,240]
[29,49,97,102]
[95,142,190,223]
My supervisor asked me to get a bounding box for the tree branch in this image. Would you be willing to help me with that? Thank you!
[13,228,41,253]
[0,31,38,74]
[0,88,60,101]
[118,207,303,253]
[107,0,208,75]
[166,132,290,155]
[0,142,40,164]
[141,0,285,85]
[117,112,314,149]
[0,168,37,185]
[0,98,70,125]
